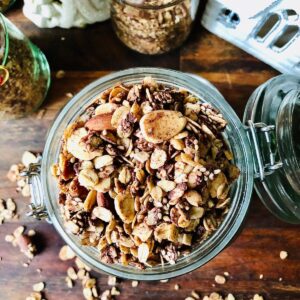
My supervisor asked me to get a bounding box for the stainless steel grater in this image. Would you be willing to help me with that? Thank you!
[201,0,300,75]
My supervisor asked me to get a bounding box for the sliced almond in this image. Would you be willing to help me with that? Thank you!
[83,190,97,212]
[178,233,192,246]
[95,103,118,116]
[138,243,150,263]
[85,113,115,131]
[157,179,176,192]
[184,190,203,206]
[93,207,113,222]
[140,110,187,143]
[111,106,130,128]
[94,155,114,169]
[115,193,135,224]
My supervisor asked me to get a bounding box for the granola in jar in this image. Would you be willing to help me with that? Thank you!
[111,0,197,55]
[52,76,240,268]
[0,15,50,120]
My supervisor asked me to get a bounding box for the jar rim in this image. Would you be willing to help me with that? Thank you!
[115,0,186,10]
[41,67,254,280]
[0,13,8,66]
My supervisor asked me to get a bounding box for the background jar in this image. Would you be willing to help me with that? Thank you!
[0,13,50,120]
[111,0,199,55]
[0,0,15,13]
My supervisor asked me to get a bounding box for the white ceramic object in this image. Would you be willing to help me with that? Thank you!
[201,0,300,75]
[23,0,110,28]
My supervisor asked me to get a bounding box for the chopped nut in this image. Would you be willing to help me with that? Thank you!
[215,275,226,284]
[131,280,139,287]
[59,245,76,261]
[32,282,45,292]
[280,250,288,260]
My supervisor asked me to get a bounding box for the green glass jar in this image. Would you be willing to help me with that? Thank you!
[0,13,50,120]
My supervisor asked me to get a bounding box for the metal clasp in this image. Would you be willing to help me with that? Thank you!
[20,160,50,222]
[246,120,283,181]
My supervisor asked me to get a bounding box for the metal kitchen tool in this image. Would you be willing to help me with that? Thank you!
[201,0,300,76]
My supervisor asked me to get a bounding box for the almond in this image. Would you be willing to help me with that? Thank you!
[138,243,150,263]
[140,110,187,143]
[95,103,118,116]
[85,113,115,131]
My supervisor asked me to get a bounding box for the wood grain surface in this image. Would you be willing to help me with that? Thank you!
[1,4,299,300]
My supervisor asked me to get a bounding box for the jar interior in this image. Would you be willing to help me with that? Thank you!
[244,75,300,224]
[42,68,253,280]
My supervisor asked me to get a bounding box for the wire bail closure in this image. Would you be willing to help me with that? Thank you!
[246,120,283,181]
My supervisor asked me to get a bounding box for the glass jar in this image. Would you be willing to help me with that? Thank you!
[0,0,15,13]
[23,68,299,280]
[0,13,50,120]
[111,0,199,55]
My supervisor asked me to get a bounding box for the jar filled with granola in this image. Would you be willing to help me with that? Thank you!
[0,0,15,12]
[111,0,199,55]
[0,13,50,120]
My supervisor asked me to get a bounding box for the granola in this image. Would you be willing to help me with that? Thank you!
[111,0,194,55]
[53,77,240,268]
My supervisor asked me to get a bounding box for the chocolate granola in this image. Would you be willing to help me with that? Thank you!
[52,77,240,268]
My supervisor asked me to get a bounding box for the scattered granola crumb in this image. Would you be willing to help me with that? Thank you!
[226,294,235,300]
[108,275,117,286]
[0,198,17,225]
[174,284,180,290]
[28,229,36,237]
[65,276,73,288]
[25,291,44,300]
[279,277,283,282]
[111,286,120,296]
[5,226,37,261]
[253,294,264,300]
[185,297,195,300]
[131,280,139,288]
[215,275,226,284]
[66,92,74,98]
[36,268,42,273]
[160,279,169,283]
[32,282,45,292]
[56,70,65,79]
[259,274,264,279]
[280,250,288,260]
[191,290,200,299]
[59,245,76,261]
[223,272,229,277]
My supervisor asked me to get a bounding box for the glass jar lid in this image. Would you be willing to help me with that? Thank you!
[244,74,300,224]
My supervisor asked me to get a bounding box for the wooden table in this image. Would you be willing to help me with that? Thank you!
[1,3,299,300]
